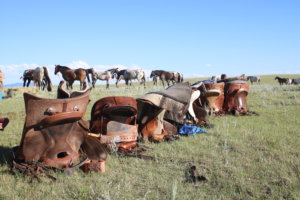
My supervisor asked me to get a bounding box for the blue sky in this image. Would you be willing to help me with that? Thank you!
[1,0,300,84]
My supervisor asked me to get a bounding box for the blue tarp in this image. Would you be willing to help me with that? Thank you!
[178,124,207,136]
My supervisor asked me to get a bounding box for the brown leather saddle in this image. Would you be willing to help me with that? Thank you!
[89,96,138,150]
[223,80,249,114]
[0,118,9,131]
[15,84,107,172]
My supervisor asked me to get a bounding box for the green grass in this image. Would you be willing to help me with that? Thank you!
[0,75,300,200]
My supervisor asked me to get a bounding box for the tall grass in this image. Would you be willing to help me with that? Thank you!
[0,75,299,200]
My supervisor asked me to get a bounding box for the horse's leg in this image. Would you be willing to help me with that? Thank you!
[27,80,31,87]
[23,79,26,87]
[69,80,74,90]
[106,79,109,89]
[116,79,119,88]
[161,79,165,87]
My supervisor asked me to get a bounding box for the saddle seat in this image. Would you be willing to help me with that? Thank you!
[90,96,138,150]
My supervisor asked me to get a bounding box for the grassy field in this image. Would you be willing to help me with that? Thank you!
[0,74,300,200]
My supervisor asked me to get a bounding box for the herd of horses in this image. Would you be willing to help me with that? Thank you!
[18,65,185,91]
[1,66,299,91]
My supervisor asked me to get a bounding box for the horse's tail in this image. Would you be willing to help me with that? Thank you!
[43,66,52,91]
[85,69,91,83]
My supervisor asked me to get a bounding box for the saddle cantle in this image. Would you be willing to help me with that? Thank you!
[89,96,138,150]
[16,87,107,172]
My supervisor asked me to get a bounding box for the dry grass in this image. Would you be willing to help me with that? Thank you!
[0,74,300,200]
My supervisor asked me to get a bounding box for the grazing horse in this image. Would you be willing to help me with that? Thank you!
[54,65,89,90]
[150,70,175,87]
[21,69,35,87]
[152,75,160,86]
[115,69,126,87]
[0,70,4,88]
[275,76,289,85]
[116,69,145,88]
[247,76,261,84]
[91,68,119,89]
[32,66,52,91]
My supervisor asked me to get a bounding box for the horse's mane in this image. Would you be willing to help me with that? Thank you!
[56,65,71,70]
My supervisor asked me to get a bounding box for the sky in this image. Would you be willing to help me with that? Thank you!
[0,0,300,85]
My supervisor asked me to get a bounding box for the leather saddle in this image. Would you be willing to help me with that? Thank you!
[137,82,205,142]
[16,84,107,172]
[223,80,249,113]
[199,82,225,115]
[89,96,138,150]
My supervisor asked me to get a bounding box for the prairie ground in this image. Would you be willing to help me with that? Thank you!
[0,74,300,200]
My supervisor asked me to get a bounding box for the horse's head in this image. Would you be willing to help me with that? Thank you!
[150,71,155,78]
[54,65,60,75]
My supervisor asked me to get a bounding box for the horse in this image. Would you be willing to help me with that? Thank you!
[115,69,126,87]
[54,65,90,90]
[91,68,119,89]
[21,69,34,87]
[152,75,160,86]
[0,70,4,88]
[275,76,289,85]
[211,75,221,82]
[150,70,175,87]
[247,76,261,84]
[116,69,145,88]
[32,66,52,91]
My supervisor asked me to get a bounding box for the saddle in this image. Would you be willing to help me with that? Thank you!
[223,80,249,113]
[137,82,204,142]
[89,96,138,150]
[200,82,225,115]
[15,85,107,172]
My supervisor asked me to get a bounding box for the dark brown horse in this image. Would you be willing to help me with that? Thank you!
[275,76,289,85]
[21,69,34,87]
[54,65,90,90]
[150,70,175,87]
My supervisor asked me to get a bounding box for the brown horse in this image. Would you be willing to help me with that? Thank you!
[150,70,176,87]
[21,69,34,87]
[54,65,89,90]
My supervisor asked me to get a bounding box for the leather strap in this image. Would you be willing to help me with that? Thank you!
[100,134,137,143]
[39,111,83,127]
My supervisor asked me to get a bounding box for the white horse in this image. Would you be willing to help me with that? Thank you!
[122,69,145,88]
[211,75,221,82]
[247,76,261,84]
[92,68,118,89]
[32,66,52,91]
